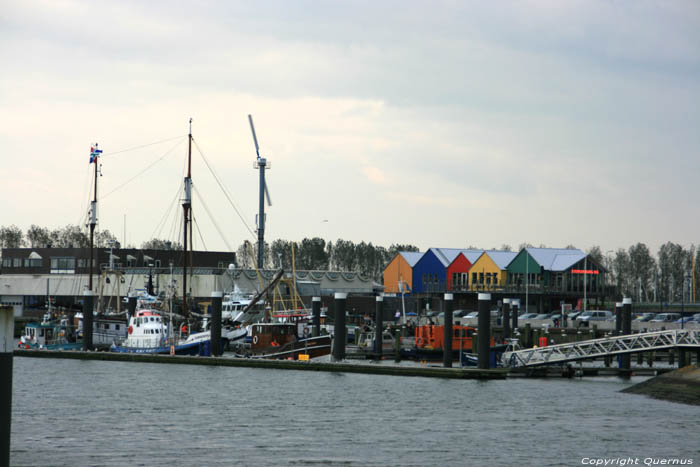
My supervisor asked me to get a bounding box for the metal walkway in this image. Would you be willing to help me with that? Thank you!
[503,329,700,368]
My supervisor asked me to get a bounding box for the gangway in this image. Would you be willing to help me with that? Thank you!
[503,329,700,368]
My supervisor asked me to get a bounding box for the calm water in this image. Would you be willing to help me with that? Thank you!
[9,357,699,467]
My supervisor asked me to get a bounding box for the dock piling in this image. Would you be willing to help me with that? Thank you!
[511,299,519,333]
[332,293,347,361]
[443,293,453,368]
[83,290,94,351]
[1,306,13,467]
[477,293,491,369]
[614,302,622,336]
[621,297,632,371]
[503,298,511,340]
[375,296,383,359]
[312,297,321,337]
[211,291,222,357]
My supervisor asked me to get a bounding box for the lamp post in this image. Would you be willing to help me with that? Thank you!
[682,272,689,330]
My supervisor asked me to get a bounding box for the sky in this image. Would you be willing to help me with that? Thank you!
[1,0,699,256]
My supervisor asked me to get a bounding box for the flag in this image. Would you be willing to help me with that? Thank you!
[90,146,103,163]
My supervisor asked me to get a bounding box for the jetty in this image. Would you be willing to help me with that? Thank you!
[13,349,507,379]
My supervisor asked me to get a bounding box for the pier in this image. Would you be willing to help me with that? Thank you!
[13,349,507,380]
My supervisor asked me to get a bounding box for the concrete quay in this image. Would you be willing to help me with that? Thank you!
[14,349,507,380]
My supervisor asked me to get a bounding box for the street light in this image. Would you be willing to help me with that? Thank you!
[682,271,690,330]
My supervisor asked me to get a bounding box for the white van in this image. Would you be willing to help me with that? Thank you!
[576,310,614,326]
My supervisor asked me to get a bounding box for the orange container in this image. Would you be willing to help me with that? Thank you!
[539,336,548,347]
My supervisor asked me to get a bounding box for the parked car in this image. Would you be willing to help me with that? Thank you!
[568,311,583,320]
[463,311,479,319]
[534,313,551,320]
[650,313,681,323]
[520,313,539,319]
[675,316,696,324]
[634,313,655,322]
[576,311,614,326]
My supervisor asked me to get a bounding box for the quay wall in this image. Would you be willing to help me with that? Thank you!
[13,349,507,380]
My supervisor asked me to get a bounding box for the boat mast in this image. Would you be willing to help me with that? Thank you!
[182,119,192,315]
[89,143,100,292]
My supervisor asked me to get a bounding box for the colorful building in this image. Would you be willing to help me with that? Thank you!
[506,247,606,292]
[447,249,484,292]
[467,250,518,291]
[382,251,424,294]
[413,248,484,294]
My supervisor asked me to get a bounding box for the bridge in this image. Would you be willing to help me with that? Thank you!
[503,329,700,368]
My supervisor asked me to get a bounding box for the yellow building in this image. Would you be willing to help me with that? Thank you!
[468,250,517,291]
[383,251,424,294]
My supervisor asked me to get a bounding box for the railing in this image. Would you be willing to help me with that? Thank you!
[447,284,608,295]
[503,329,700,368]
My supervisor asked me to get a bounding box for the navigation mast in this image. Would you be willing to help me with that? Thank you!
[88,143,102,291]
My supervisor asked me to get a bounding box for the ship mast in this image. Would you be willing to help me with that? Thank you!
[182,119,192,315]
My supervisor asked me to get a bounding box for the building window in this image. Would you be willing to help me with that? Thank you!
[155,260,161,267]
[13,258,21,267]
[77,259,96,268]
[50,257,76,274]
[1,258,10,268]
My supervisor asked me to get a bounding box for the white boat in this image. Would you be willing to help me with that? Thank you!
[111,309,212,355]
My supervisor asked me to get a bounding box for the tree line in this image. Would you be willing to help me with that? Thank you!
[2,224,698,301]
[235,238,419,279]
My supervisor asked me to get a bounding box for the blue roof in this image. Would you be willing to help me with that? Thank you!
[461,249,485,264]
[483,250,518,269]
[526,248,586,271]
[429,248,484,266]
[427,248,452,267]
[399,251,424,267]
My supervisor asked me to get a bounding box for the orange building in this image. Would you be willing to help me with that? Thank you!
[382,251,424,294]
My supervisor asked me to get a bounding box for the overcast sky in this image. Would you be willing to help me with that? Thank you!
[2,1,699,255]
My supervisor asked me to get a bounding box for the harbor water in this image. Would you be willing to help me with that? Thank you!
[10,357,699,466]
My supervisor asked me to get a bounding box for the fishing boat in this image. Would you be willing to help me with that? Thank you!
[19,313,82,350]
[244,321,331,360]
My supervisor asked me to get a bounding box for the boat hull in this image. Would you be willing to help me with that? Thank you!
[111,340,211,356]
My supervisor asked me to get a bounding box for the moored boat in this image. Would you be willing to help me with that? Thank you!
[110,309,212,355]
[246,322,331,360]
[19,313,81,350]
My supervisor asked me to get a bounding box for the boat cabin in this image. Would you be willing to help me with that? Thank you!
[357,330,395,352]
[21,322,55,347]
[124,309,167,348]
[250,323,297,350]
